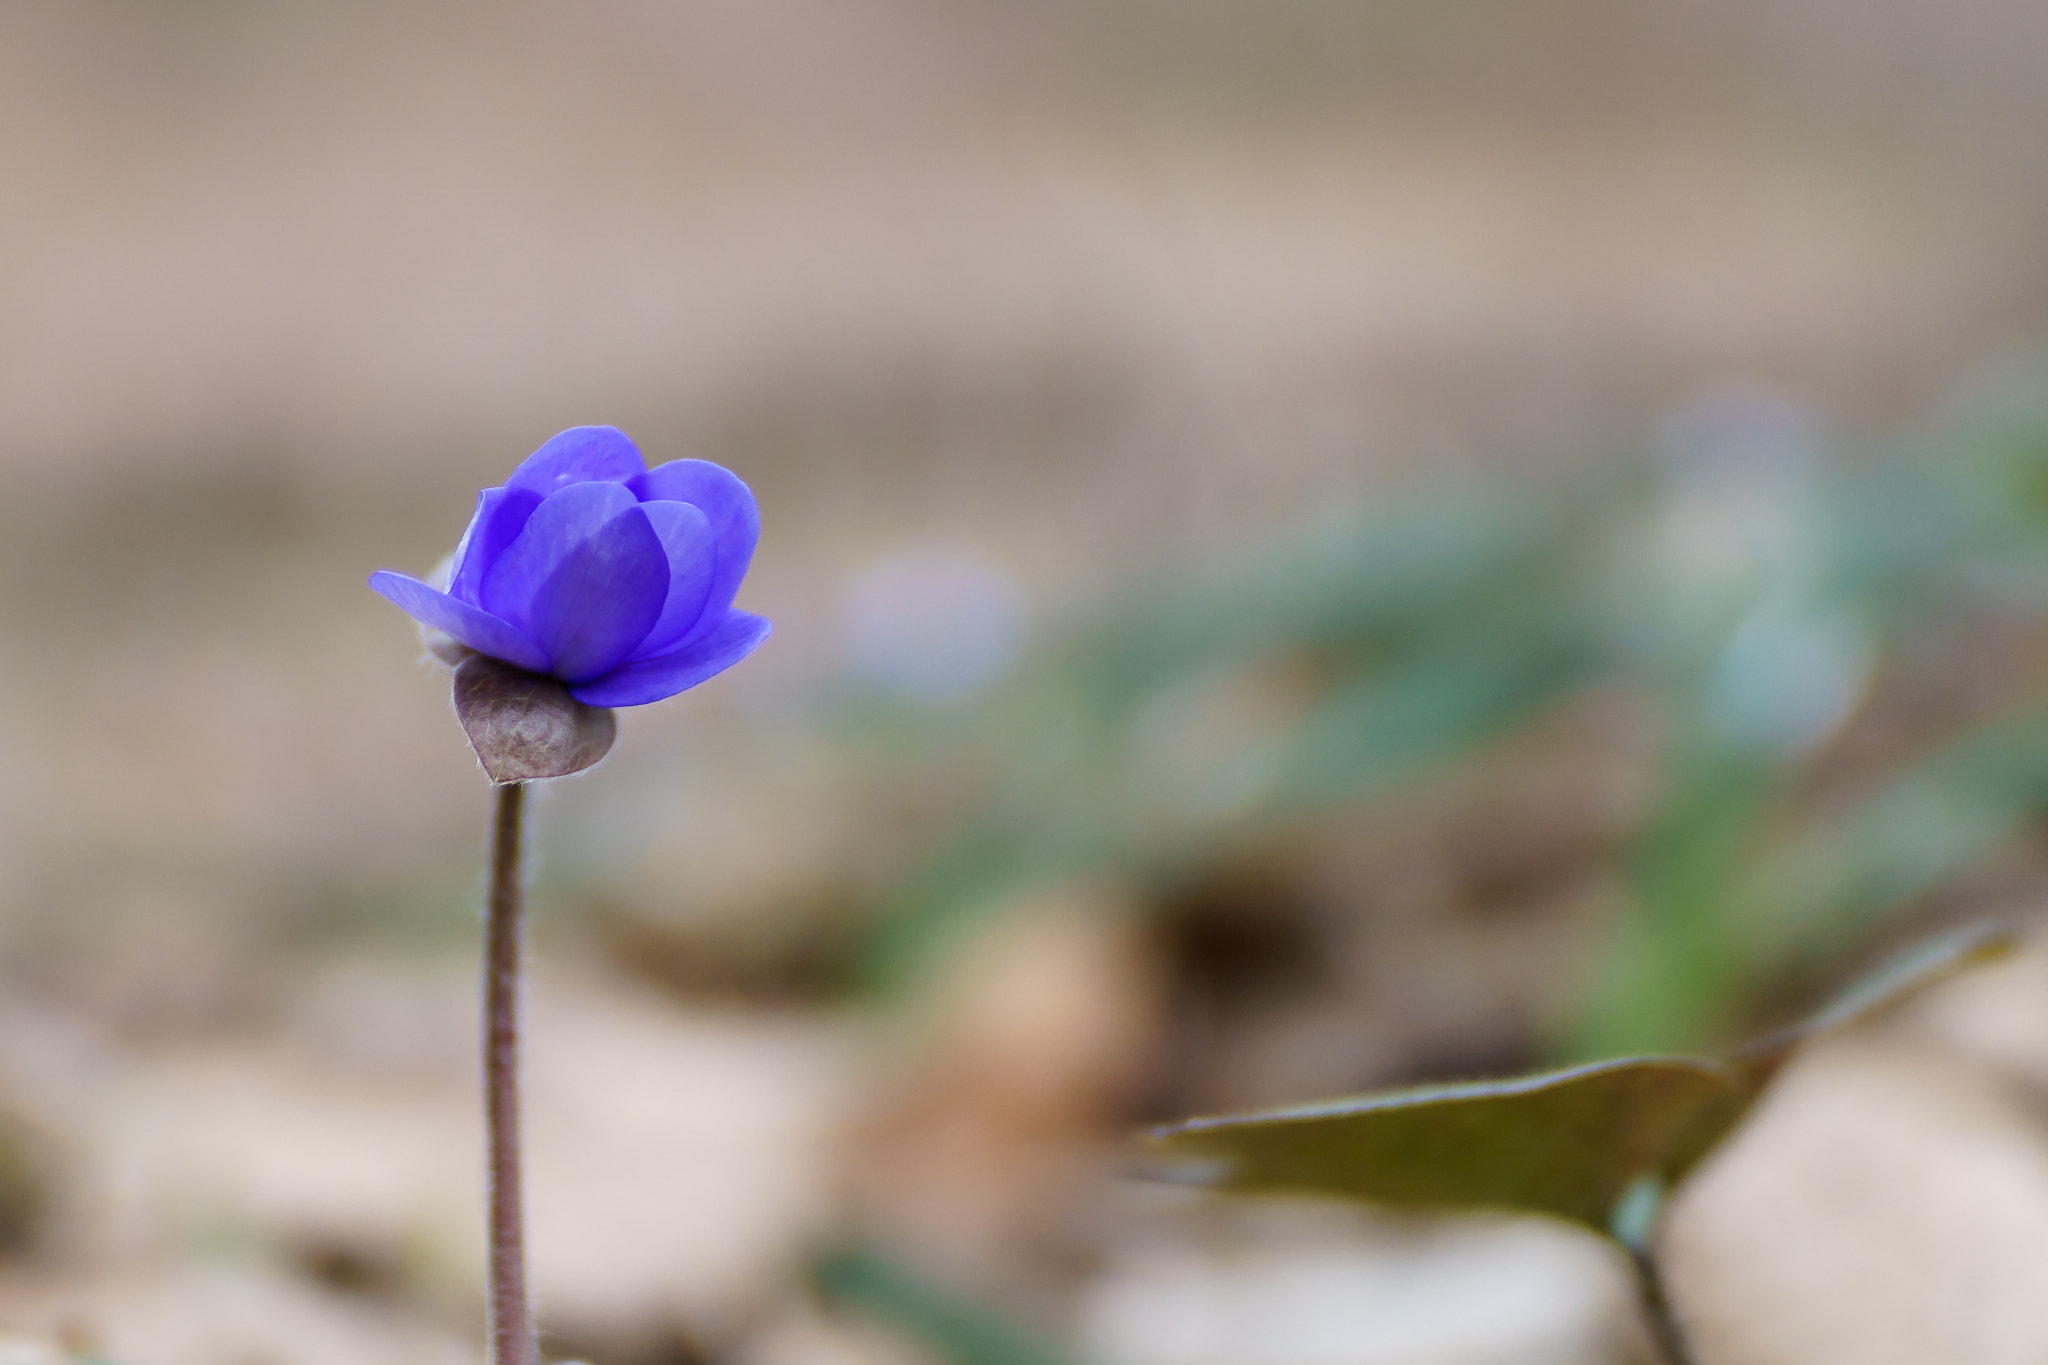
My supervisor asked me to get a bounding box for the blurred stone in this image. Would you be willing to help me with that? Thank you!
[67,1264,479,1365]
[520,980,853,1350]
[80,1028,482,1290]
[66,966,850,1349]
[846,885,1165,1273]
[1902,935,2048,1091]
[1081,1204,1627,1365]
[0,1342,65,1365]
[1667,1033,2048,1364]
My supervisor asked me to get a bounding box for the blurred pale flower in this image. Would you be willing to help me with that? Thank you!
[837,544,1024,703]
[1705,596,1872,756]
[369,426,769,706]
[1652,386,1826,617]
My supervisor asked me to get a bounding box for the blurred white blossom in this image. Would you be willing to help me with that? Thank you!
[837,544,1026,704]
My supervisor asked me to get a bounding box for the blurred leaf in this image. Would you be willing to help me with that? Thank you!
[1731,921,2017,1074]
[854,370,2048,1047]
[1738,704,2048,959]
[1580,696,2048,1055]
[813,1246,1095,1365]
[1146,1055,1749,1231]
[1144,926,2014,1233]
[858,489,1610,991]
[1264,616,1601,810]
[1570,748,1782,1057]
[1056,491,1569,718]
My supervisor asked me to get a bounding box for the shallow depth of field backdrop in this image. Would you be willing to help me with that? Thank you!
[9,3,2048,1364]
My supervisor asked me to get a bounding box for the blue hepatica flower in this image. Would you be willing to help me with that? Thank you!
[370,426,770,707]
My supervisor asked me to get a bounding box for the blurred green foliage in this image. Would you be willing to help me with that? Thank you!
[854,372,2048,1059]
[813,1246,1095,1365]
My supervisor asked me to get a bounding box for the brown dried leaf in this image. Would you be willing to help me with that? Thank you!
[452,655,616,782]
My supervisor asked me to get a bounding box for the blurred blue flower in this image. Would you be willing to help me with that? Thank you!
[370,426,769,706]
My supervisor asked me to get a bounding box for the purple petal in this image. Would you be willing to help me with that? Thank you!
[627,460,760,643]
[482,482,670,682]
[635,500,718,656]
[368,570,549,673]
[447,485,544,605]
[569,612,771,707]
[505,426,646,497]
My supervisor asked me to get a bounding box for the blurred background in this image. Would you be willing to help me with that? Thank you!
[11,1,2048,1362]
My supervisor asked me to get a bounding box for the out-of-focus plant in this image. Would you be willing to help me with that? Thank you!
[850,371,2048,1058]
[813,1245,1096,1365]
[369,426,768,1365]
[1143,926,2014,1362]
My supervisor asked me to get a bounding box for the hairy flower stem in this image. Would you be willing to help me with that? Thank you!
[485,780,534,1365]
[1628,1245,1699,1365]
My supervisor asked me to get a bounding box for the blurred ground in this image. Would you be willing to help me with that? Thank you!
[8,1,2048,1362]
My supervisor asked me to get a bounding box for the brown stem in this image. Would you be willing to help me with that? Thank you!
[1628,1244,1699,1365]
[485,780,534,1365]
